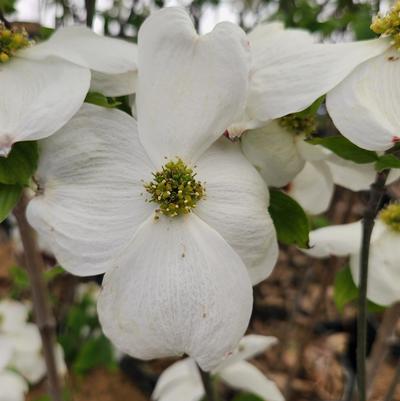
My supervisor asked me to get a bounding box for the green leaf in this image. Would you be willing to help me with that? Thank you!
[0,141,38,186]
[334,267,387,313]
[0,184,22,222]
[73,335,116,375]
[308,136,378,164]
[44,266,65,282]
[296,96,324,118]
[375,154,400,171]
[85,92,122,109]
[334,267,359,312]
[232,394,264,401]
[268,189,310,248]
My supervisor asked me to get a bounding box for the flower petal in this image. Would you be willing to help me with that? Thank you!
[0,336,13,370]
[152,359,204,401]
[11,350,46,385]
[98,213,253,371]
[0,371,28,401]
[327,48,400,151]
[0,300,29,334]
[196,138,278,285]
[27,104,154,276]
[219,361,284,401]
[90,70,137,97]
[9,323,41,354]
[350,223,400,305]
[288,161,334,215]
[136,7,250,166]
[305,221,363,258]
[21,26,137,75]
[247,37,390,124]
[0,58,90,153]
[216,335,278,371]
[326,153,400,191]
[241,121,305,187]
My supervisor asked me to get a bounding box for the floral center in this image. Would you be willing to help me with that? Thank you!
[371,1,400,49]
[379,203,400,232]
[144,158,205,218]
[0,23,31,63]
[278,114,317,137]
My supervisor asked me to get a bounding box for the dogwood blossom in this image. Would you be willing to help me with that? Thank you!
[225,21,389,137]
[153,335,284,401]
[304,203,400,305]
[27,7,278,371]
[326,1,400,151]
[241,118,400,214]
[0,300,67,382]
[0,23,137,155]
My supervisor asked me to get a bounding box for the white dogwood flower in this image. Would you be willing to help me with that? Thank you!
[0,299,66,385]
[304,203,400,305]
[241,119,400,214]
[225,21,389,137]
[27,7,278,371]
[0,343,28,401]
[153,335,284,401]
[0,23,137,155]
[326,1,400,150]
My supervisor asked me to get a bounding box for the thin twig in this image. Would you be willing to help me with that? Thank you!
[0,9,11,28]
[357,169,390,401]
[13,193,63,401]
[84,0,96,28]
[198,365,218,401]
[383,359,400,401]
[367,302,400,398]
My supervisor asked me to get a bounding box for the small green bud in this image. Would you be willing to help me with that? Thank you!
[144,158,205,218]
[371,2,400,49]
[0,22,32,63]
[278,114,317,137]
[380,203,400,232]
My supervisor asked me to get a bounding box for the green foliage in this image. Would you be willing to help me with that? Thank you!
[309,215,330,230]
[375,154,400,171]
[334,267,386,313]
[73,335,117,375]
[0,184,22,223]
[59,286,116,376]
[0,141,38,186]
[85,92,122,109]
[9,265,65,298]
[232,394,264,401]
[9,265,29,297]
[296,96,324,118]
[269,189,310,248]
[0,0,16,13]
[308,136,378,164]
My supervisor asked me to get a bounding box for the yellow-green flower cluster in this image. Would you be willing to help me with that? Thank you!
[371,1,400,49]
[0,23,31,63]
[380,203,400,232]
[278,114,317,137]
[144,158,205,218]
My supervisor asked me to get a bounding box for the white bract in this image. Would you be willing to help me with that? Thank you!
[27,7,278,371]
[303,204,400,305]
[326,1,400,151]
[0,299,66,386]
[0,24,137,155]
[153,335,284,401]
[241,119,400,215]
[225,21,389,137]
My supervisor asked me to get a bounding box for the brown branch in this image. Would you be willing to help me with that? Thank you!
[13,193,63,401]
[356,169,390,401]
[367,302,400,399]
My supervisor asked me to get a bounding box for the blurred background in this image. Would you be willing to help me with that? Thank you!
[1,0,400,400]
